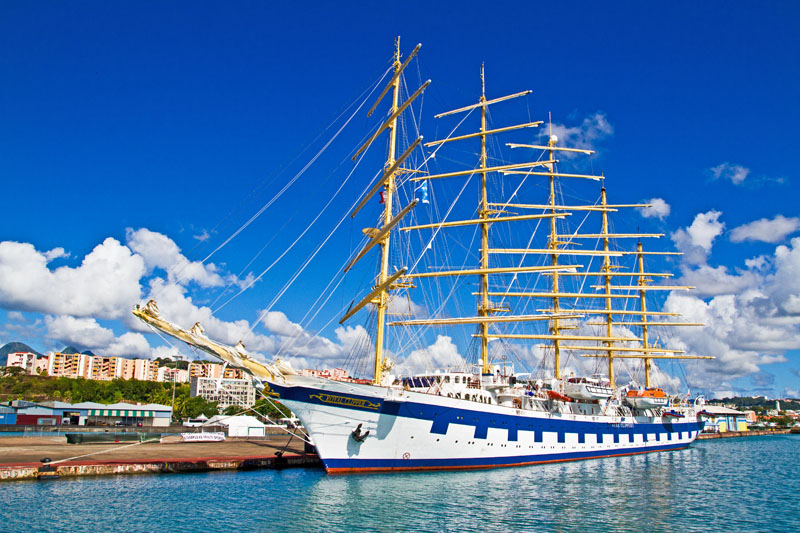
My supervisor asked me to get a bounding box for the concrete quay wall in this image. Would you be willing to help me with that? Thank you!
[0,453,320,481]
[697,429,791,439]
[0,434,320,482]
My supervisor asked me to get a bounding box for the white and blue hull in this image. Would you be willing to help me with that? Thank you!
[269,375,704,473]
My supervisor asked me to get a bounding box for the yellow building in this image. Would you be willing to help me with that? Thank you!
[188,362,243,380]
[90,356,119,381]
[115,358,159,381]
[48,352,92,379]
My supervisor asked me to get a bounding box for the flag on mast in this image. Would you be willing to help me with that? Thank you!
[415,180,429,204]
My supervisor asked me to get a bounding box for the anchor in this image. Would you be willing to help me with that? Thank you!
[351,423,369,443]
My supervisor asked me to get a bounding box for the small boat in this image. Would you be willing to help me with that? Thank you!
[625,388,670,409]
[546,390,573,403]
[564,375,613,400]
[662,410,685,419]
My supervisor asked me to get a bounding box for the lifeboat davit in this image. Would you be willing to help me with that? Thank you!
[625,388,669,409]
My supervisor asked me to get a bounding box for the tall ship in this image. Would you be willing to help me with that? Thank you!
[134,39,712,473]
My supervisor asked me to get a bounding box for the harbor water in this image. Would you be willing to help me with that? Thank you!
[1,435,798,532]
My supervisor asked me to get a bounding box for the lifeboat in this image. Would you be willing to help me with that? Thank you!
[547,390,573,402]
[564,376,613,400]
[624,388,669,409]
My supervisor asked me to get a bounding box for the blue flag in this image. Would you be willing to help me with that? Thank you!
[415,180,429,204]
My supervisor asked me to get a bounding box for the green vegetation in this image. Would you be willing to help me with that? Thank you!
[715,396,800,411]
[0,373,220,420]
[153,357,189,370]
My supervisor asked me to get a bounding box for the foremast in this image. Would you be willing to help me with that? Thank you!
[341,38,427,386]
[478,65,491,374]
[372,39,403,387]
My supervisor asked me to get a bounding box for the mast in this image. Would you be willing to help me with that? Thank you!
[547,118,562,379]
[637,241,652,387]
[340,38,428,385]
[479,64,491,375]
[600,187,615,386]
[372,38,403,386]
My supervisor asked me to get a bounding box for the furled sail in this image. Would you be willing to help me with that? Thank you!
[132,300,293,381]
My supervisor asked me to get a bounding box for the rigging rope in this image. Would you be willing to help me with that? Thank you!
[148,66,392,305]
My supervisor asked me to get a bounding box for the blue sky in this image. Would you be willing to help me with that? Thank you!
[1,1,799,398]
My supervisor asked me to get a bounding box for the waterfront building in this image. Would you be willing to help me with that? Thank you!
[0,400,172,427]
[157,366,189,383]
[5,401,62,425]
[0,404,17,425]
[701,405,749,433]
[188,362,244,380]
[82,402,172,427]
[190,376,256,409]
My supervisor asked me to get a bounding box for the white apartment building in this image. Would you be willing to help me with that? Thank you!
[5,352,40,374]
[190,376,256,409]
[157,366,189,383]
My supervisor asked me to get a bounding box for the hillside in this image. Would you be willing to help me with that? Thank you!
[0,342,44,366]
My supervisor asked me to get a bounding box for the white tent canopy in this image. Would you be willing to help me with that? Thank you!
[201,415,266,437]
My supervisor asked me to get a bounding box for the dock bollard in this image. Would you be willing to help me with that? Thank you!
[37,457,59,480]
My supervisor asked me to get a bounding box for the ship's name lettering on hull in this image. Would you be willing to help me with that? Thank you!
[309,393,380,410]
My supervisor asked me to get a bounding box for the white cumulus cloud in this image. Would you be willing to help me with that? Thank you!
[666,235,800,395]
[396,335,466,375]
[0,238,145,319]
[709,162,750,185]
[261,311,304,337]
[671,210,725,265]
[126,227,225,288]
[45,315,152,358]
[548,112,613,154]
[730,215,800,244]
[637,198,671,220]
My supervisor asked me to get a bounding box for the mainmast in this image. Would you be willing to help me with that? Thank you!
[600,187,615,385]
[547,121,563,379]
